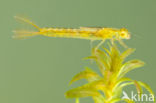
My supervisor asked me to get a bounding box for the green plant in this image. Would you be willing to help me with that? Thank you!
[65,44,154,103]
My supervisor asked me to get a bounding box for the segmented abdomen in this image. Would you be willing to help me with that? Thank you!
[39,28,117,40]
[40,28,97,39]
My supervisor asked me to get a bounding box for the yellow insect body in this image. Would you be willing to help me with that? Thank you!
[14,16,130,47]
[40,28,118,40]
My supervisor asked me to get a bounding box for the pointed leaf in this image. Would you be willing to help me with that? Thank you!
[134,80,143,98]
[69,67,100,85]
[95,49,110,71]
[118,60,144,78]
[84,79,106,91]
[108,98,134,103]
[113,78,133,98]
[102,46,111,56]
[113,77,132,92]
[83,56,97,60]
[93,95,105,103]
[88,49,108,76]
[109,45,122,72]
[117,82,134,91]
[123,98,135,103]
[138,81,155,101]
[65,88,100,98]
[73,79,106,91]
[120,48,135,60]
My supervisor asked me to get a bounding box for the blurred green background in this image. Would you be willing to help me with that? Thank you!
[0,0,156,103]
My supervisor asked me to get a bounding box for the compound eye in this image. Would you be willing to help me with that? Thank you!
[121,33,125,37]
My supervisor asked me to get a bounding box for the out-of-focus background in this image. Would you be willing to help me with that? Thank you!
[0,0,156,103]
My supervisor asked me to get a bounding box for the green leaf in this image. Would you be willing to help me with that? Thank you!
[108,98,135,103]
[108,98,122,103]
[70,79,108,100]
[120,48,135,60]
[95,49,110,71]
[138,81,155,101]
[122,98,135,103]
[118,60,144,78]
[96,48,110,61]
[109,45,122,72]
[112,78,133,98]
[102,46,111,56]
[113,77,132,92]
[114,78,143,97]
[65,88,100,98]
[74,78,106,91]
[83,56,97,60]
[87,49,110,76]
[92,95,105,103]
[69,67,100,85]
[117,82,134,91]
[134,80,143,98]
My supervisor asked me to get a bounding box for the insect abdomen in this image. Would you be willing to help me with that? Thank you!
[40,28,95,39]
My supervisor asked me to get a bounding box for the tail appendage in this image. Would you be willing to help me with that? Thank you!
[13,16,40,39]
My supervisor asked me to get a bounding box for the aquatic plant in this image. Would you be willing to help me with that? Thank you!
[65,44,154,103]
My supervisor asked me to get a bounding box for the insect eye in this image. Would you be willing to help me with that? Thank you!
[121,33,125,37]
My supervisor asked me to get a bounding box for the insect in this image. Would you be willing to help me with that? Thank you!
[13,16,130,49]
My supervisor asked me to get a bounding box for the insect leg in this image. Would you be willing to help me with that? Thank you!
[118,39,128,48]
[90,40,95,63]
[90,39,95,50]
[76,98,79,103]
[110,37,115,45]
[95,40,105,52]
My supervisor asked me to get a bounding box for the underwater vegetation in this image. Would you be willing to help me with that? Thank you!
[14,16,154,103]
[65,44,154,103]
